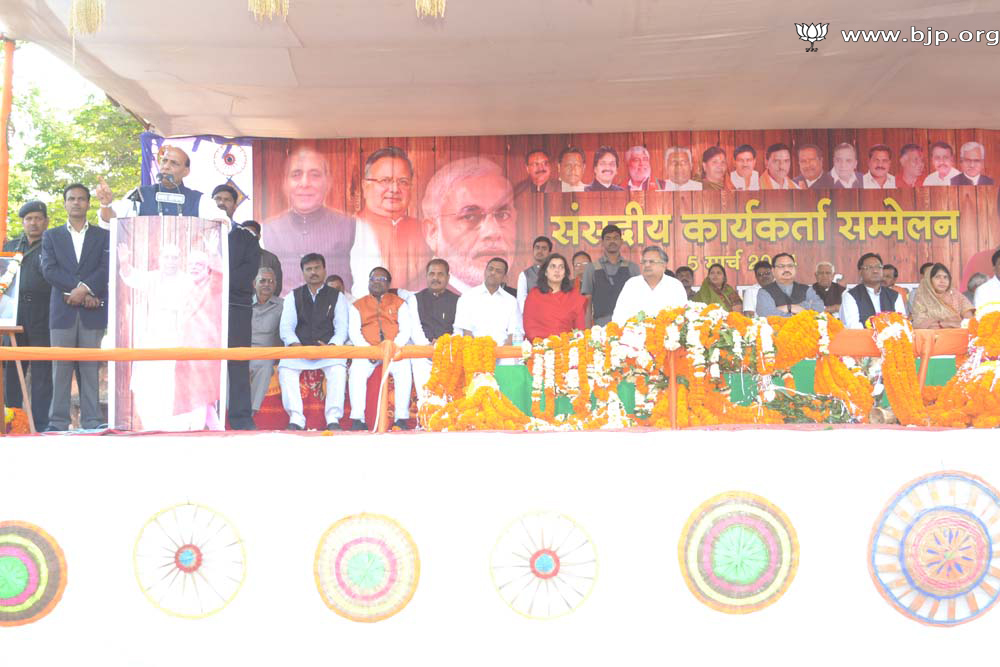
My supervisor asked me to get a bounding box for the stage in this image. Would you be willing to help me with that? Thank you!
[2,427,998,665]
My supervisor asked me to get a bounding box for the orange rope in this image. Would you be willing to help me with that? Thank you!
[0,343,527,362]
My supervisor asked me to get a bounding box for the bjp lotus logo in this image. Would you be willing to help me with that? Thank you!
[795,23,829,52]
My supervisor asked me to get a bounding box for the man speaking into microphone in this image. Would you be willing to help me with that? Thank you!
[95,145,222,220]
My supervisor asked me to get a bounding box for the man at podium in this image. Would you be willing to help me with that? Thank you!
[94,145,222,220]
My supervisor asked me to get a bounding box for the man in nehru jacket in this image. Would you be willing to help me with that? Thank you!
[278,253,349,431]
[812,261,845,315]
[580,224,640,326]
[348,267,413,431]
[753,252,824,318]
[4,200,53,430]
[96,145,221,220]
[41,184,109,430]
[840,253,906,329]
[408,259,459,403]
[249,267,283,415]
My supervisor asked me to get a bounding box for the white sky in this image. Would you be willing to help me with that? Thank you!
[12,41,103,109]
[5,41,106,161]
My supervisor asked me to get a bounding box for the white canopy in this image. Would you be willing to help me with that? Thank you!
[2,0,998,138]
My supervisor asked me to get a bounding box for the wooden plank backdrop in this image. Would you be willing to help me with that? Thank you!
[253,129,1000,291]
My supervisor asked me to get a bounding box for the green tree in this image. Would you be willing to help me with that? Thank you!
[4,86,143,240]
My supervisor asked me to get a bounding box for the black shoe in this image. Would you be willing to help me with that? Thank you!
[326,422,342,431]
[393,419,414,431]
[288,423,304,431]
[231,420,257,431]
[350,419,368,432]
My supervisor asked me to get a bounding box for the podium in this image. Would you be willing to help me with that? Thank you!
[109,216,230,431]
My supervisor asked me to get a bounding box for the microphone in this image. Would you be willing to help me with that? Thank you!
[154,173,184,215]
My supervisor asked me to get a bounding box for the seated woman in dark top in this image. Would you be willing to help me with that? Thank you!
[523,253,587,341]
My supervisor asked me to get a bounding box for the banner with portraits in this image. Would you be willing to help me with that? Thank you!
[108,216,230,431]
[252,129,1000,296]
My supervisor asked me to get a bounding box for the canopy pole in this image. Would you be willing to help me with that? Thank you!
[0,37,14,245]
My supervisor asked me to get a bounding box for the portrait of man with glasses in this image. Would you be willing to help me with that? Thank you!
[421,157,517,293]
[353,146,431,292]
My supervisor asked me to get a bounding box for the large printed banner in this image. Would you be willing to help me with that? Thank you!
[252,129,1000,296]
[109,216,230,431]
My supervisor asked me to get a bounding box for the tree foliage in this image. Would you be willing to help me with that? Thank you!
[4,86,143,239]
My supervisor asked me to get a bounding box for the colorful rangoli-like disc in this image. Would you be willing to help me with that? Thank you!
[0,521,67,627]
[678,491,798,614]
[490,511,598,619]
[133,502,246,619]
[314,513,420,622]
[869,471,1000,626]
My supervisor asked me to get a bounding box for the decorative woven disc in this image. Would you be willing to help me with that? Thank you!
[314,513,420,622]
[869,471,1000,626]
[490,511,598,619]
[213,144,247,177]
[133,502,246,619]
[678,491,798,614]
[0,521,67,627]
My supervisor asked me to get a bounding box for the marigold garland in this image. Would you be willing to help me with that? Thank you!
[868,312,929,426]
[420,302,998,431]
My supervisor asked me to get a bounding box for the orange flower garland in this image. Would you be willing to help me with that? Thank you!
[423,302,996,431]
[814,355,874,419]
[868,312,928,426]
[925,307,1000,428]
[4,407,30,434]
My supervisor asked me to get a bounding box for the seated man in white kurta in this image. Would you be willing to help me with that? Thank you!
[278,252,349,431]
